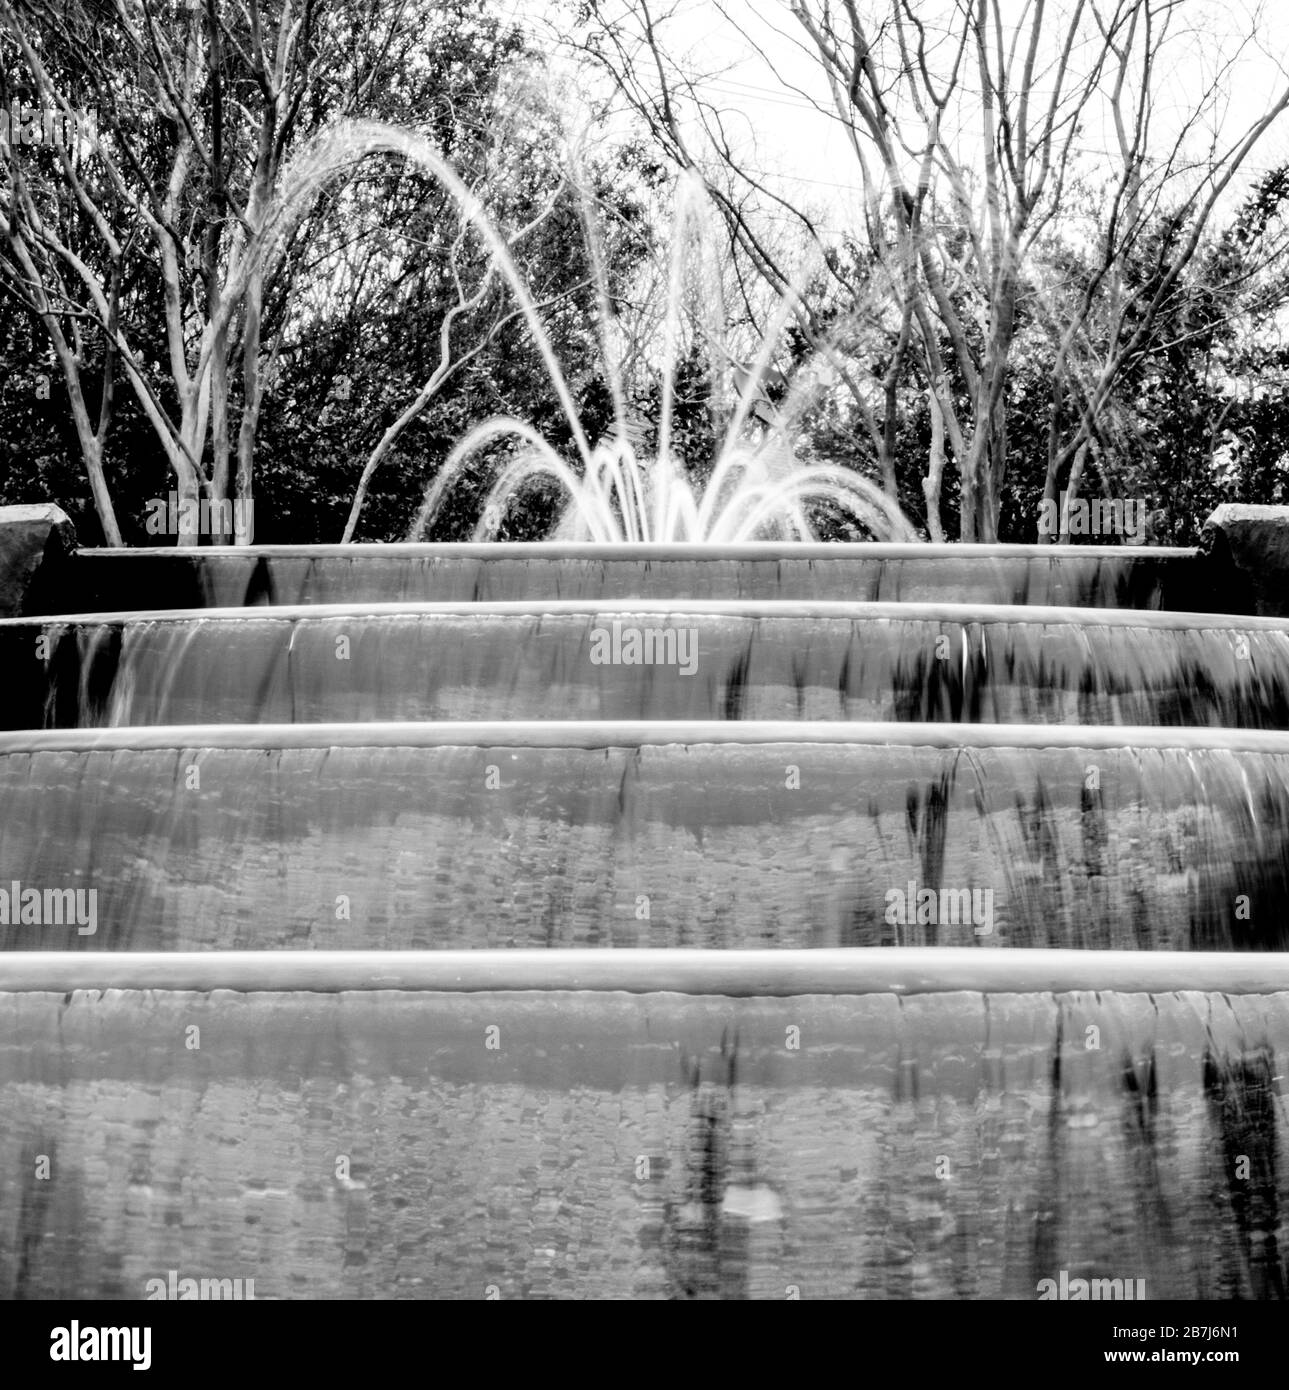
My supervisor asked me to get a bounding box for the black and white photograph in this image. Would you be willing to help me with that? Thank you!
[2,0,1289,1345]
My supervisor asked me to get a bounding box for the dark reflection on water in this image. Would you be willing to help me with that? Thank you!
[1204,1046,1285,1299]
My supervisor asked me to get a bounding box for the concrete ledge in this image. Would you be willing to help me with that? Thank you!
[1201,504,1289,616]
[70,540,1203,558]
[0,505,76,617]
[6,718,1289,754]
[3,948,1289,996]
[5,596,1288,628]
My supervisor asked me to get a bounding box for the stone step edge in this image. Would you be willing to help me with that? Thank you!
[4,720,1289,754]
[1,947,1287,996]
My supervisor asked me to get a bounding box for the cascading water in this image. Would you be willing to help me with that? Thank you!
[1,983,1285,1299]
[2,127,1288,1301]
[22,540,1210,612]
[8,600,1289,729]
[2,724,1289,953]
[4,540,1289,1300]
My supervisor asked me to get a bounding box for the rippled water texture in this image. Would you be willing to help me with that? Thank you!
[0,989,1284,1299]
[1,732,1287,950]
[4,603,1288,729]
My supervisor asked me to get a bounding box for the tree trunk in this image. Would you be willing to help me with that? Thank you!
[234,269,264,546]
[1057,442,1090,544]
[210,326,233,545]
[922,389,947,543]
[82,435,123,547]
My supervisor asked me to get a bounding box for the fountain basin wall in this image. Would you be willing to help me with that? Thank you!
[0,505,76,617]
[7,601,1289,729]
[1,979,1284,1300]
[1203,504,1289,617]
[4,724,1287,951]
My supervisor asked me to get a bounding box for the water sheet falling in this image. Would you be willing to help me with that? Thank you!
[0,986,1284,1299]
[7,602,1289,731]
[26,543,1211,615]
[3,725,1289,951]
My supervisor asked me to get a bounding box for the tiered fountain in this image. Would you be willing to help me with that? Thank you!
[1,128,1287,1298]
[3,515,1288,1300]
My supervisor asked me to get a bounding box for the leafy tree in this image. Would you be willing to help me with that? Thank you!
[0,0,650,544]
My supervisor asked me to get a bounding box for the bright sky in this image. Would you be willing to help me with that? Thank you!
[512,0,1289,241]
